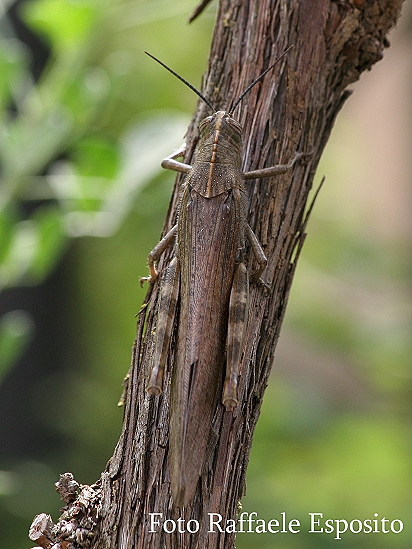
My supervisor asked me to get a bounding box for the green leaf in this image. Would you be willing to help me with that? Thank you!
[0,208,66,287]
[71,136,120,179]
[0,38,29,109]
[0,219,37,288]
[0,210,15,267]
[29,206,67,282]
[0,310,34,381]
[22,0,99,51]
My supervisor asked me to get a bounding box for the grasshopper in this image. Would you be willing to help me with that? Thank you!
[142,50,305,507]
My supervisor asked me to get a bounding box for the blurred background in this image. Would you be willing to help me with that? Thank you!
[0,1,410,548]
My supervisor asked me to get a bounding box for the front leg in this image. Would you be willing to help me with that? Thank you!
[243,150,310,180]
[161,143,191,173]
[141,144,192,286]
[140,225,178,285]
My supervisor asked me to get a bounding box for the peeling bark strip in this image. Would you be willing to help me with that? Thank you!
[29,1,403,549]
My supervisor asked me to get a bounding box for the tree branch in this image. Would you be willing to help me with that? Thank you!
[29,1,403,548]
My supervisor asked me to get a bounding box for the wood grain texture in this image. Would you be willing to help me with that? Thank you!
[30,1,403,548]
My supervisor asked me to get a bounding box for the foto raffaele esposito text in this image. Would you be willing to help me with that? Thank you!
[148,511,404,540]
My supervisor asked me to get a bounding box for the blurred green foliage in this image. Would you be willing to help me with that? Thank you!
[0,0,211,374]
[239,100,411,547]
[0,1,409,548]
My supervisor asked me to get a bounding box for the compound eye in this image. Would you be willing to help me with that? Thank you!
[226,116,242,132]
[199,116,213,131]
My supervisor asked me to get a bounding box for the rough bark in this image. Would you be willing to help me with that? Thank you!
[29,1,403,548]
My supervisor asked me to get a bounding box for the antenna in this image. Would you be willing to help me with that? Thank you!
[145,51,215,112]
[145,45,294,116]
[230,45,293,114]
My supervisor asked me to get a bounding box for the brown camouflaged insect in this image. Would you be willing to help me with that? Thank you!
[142,49,305,507]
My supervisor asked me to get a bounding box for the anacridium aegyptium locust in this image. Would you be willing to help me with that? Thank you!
[142,49,306,507]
